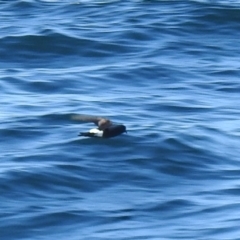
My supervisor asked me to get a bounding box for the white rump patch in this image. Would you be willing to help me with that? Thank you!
[89,128,103,137]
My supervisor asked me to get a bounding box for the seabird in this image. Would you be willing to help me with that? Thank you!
[71,114,126,138]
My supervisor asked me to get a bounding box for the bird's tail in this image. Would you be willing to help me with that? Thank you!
[79,132,95,137]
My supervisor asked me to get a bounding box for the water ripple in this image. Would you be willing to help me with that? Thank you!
[1,1,240,239]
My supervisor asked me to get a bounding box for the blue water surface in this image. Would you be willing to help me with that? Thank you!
[1,0,240,239]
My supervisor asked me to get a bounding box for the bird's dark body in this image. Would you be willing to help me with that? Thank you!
[103,125,126,138]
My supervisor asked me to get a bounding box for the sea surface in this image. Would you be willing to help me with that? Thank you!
[1,0,240,239]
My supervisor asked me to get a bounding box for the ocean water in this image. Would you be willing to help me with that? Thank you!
[1,0,240,239]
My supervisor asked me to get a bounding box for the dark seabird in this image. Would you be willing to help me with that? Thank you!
[71,114,126,138]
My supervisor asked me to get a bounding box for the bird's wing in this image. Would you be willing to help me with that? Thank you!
[71,114,101,125]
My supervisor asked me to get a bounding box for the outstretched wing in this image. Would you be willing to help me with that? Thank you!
[71,114,101,126]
